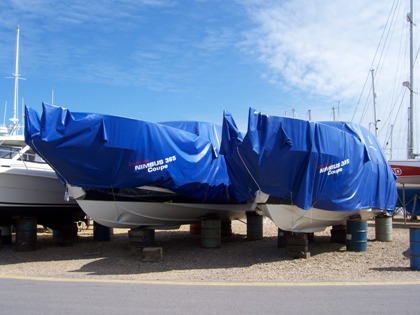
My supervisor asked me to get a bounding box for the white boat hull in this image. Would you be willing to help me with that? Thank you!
[0,144,83,227]
[0,166,76,208]
[260,204,380,233]
[77,199,249,228]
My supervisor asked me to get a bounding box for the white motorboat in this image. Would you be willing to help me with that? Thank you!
[260,205,379,233]
[67,185,248,228]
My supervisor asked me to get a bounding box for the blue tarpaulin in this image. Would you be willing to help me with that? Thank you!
[25,104,397,213]
[221,108,397,213]
[25,103,236,203]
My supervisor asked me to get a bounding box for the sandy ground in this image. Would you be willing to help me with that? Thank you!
[1,215,420,283]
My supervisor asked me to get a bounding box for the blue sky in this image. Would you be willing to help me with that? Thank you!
[0,0,418,159]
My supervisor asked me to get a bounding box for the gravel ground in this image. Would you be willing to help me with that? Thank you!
[1,215,420,283]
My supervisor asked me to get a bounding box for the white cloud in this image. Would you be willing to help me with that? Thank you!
[241,1,395,101]
[239,0,419,159]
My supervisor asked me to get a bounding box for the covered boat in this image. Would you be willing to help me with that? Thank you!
[221,108,398,232]
[24,104,249,228]
[389,160,420,218]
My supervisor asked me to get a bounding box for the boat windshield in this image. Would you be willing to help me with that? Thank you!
[0,145,20,159]
[0,145,45,162]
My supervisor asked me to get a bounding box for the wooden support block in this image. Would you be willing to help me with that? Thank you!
[141,247,163,262]
[128,228,155,250]
[285,232,310,259]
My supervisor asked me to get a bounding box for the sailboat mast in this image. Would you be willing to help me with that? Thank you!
[407,0,415,159]
[371,69,378,137]
[11,25,20,135]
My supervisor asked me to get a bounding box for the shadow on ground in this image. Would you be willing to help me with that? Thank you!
[0,227,346,276]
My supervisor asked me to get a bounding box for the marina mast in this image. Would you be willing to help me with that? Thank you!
[407,0,415,159]
[10,25,23,135]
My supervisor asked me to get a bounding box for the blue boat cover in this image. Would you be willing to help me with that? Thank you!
[221,108,397,213]
[25,103,236,203]
[25,104,397,213]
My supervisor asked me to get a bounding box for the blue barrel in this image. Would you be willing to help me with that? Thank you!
[409,226,420,270]
[346,219,368,252]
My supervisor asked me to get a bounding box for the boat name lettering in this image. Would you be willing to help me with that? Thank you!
[327,168,342,175]
[128,159,149,166]
[134,155,177,172]
[319,159,349,176]
[147,164,168,173]
[392,168,402,176]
